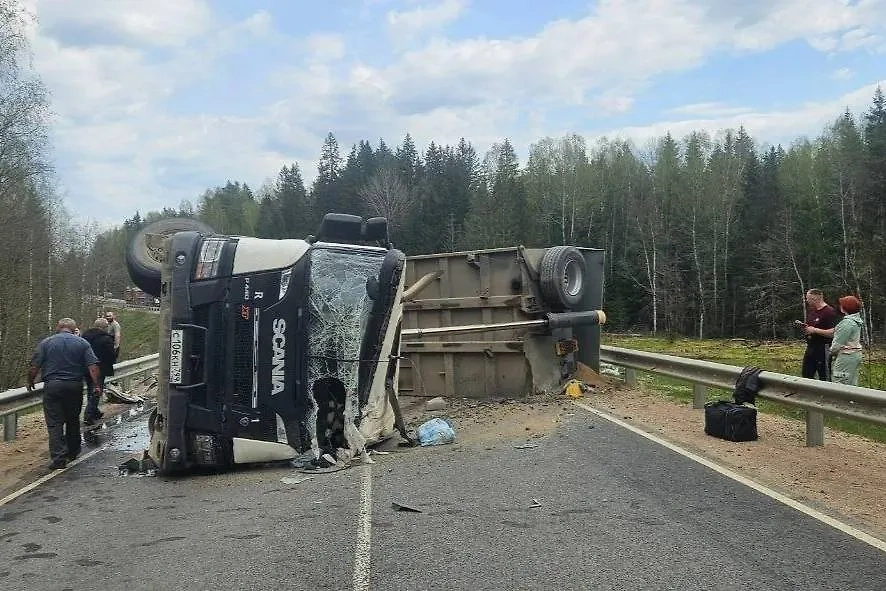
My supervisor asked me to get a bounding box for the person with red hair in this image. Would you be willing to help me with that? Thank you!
[829,295,864,385]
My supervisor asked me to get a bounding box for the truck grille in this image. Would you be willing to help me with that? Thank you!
[232,315,254,408]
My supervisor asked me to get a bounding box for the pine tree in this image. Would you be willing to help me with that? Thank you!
[311,132,344,222]
[276,163,310,238]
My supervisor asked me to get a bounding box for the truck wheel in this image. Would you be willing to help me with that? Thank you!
[126,217,214,297]
[539,246,587,310]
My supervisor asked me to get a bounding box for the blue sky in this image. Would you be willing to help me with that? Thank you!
[21,0,886,226]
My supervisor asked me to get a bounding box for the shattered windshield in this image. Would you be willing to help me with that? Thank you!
[306,247,385,460]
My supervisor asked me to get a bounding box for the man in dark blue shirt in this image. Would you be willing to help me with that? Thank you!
[27,318,102,469]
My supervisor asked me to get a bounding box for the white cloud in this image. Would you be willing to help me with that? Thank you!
[596,80,886,148]
[22,0,886,225]
[832,67,855,81]
[726,0,886,53]
[33,0,213,47]
[669,102,755,118]
[387,0,467,34]
[595,94,636,115]
[306,33,347,62]
[372,0,722,112]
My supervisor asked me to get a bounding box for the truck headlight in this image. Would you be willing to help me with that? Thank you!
[194,238,226,280]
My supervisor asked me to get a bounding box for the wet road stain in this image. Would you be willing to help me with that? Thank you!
[42,495,59,502]
[1,531,19,541]
[22,543,42,553]
[216,507,252,513]
[225,534,261,540]
[0,509,33,522]
[144,505,175,510]
[134,536,186,547]
[76,559,104,567]
[13,552,57,560]
[42,516,62,524]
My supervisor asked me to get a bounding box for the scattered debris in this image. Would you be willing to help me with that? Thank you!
[424,397,449,411]
[529,498,542,509]
[281,475,315,485]
[105,383,144,405]
[417,417,456,446]
[392,502,422,513]
[574,362,607,387]
[514,443,539,450]
[118,453,157,477]
[289,450,357,474]
[563,379,584,399]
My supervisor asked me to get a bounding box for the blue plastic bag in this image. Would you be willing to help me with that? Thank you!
[417,417,456,446]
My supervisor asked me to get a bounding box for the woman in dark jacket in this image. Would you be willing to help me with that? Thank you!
[82,318,116,423]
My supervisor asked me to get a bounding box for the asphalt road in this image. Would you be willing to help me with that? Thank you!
[1,404,885,591]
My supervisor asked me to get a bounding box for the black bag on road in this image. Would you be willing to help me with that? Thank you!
[704,401,758,442]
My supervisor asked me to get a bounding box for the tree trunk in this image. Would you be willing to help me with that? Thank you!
[711,223,718,336]
[691,208,704,339]
[722,209,731,335]
[47,246,52,327]
[786,212,806,319]
[839,174,849,285]
[27,230,33,345]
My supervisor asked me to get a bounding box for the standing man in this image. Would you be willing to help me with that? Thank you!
[27,318,102,470]
[105,311,122,359]
[81,317,116,425]
[801,289,839,380]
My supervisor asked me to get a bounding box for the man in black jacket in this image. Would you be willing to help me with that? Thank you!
[82,318,116,425]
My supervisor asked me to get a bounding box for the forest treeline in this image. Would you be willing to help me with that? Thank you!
[114,88,886,346]
[2,0,886,390]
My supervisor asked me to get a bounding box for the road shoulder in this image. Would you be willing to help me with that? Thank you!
[584,381,886,540]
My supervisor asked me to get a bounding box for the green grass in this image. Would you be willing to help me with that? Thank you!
[115,309,160,361]
[602,333,886,444]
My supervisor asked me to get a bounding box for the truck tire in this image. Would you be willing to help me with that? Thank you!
[538,246,587,310]
[126,217,215,297]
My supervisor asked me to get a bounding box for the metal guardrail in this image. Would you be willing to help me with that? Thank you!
[0,353,160,442]
[600,345,886,447]
[8,345,884,448]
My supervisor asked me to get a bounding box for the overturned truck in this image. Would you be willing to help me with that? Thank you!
[125,214,606,475]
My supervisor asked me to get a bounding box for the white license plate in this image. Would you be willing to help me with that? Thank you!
[169,329,184,384]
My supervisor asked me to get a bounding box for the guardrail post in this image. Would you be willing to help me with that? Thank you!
[806,410,824,447]
[693,384,707,409]
[3,412,17,442]
[624,368,637,388]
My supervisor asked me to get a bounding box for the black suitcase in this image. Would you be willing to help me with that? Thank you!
[704,400,758,442]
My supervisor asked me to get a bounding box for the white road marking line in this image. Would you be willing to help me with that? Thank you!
[572,400,886,553]
[0,403,155,509]
[0,445,107,508]
[353,463,373,591]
